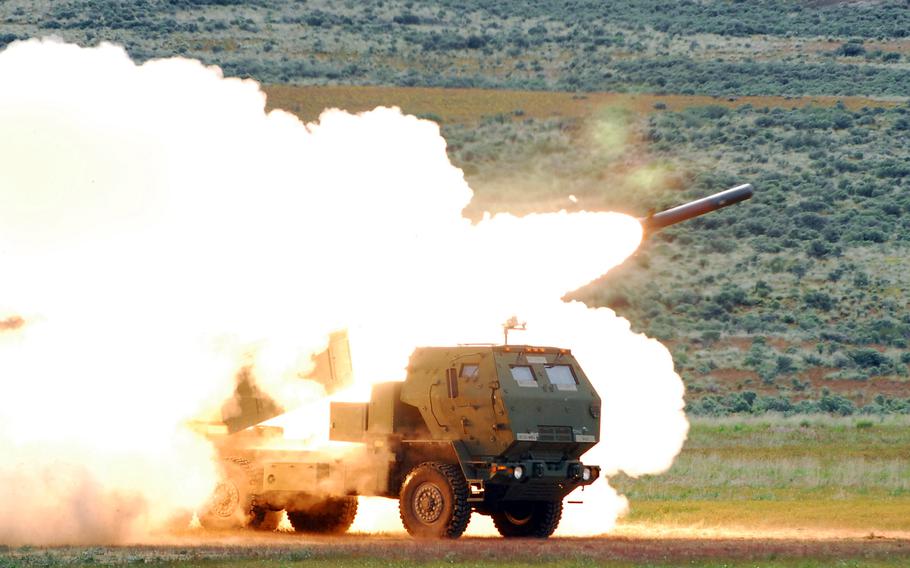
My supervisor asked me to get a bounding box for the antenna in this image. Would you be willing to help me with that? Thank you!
[502,316,527,345]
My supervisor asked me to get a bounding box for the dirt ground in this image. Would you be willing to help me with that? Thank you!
[2,527,909,565]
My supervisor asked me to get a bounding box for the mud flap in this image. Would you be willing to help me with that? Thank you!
[451,441,485,502]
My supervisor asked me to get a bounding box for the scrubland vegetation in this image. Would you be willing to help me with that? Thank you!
[3,1,910,96]
[570,102,910,415]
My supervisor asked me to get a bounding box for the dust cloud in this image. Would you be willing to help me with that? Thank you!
[0,38,687,543]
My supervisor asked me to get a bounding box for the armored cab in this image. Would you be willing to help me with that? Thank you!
[330,344,601,538]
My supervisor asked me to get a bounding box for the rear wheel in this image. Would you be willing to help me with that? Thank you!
[398,462,470,539]
[287,496,358,534]
[492,500,562,538]
[198,460,257,530]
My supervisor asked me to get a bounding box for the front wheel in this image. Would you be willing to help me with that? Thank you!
[491,500,562,538]
[398,462,470,539]
[287,496,358,534]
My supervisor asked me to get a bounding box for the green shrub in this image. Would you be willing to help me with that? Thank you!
[819,392,855,416]
[803,291,835,311]
[836,42,866,57]
[850,349,884,367]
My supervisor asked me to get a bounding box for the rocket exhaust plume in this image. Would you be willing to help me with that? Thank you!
[0,38,687,544]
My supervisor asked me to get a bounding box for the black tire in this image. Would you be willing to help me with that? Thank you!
[198,459,257,530]
[398,462,471,539]
[287,496,358,534]
[492,500,562,538]
[249,508,282,531]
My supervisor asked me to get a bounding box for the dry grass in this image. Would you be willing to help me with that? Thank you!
[622,498,910,532]
[628,454,910,493]
[611,416,910,534]
[263,85,900,125]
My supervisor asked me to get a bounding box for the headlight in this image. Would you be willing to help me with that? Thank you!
[582,467,592,481]
[513,465,524,480]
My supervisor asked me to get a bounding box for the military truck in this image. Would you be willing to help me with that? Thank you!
[196,184,753,539]
[199,344,601,538]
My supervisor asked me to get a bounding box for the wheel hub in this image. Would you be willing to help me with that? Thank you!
[210,480,240,518]
[413,482,445,524]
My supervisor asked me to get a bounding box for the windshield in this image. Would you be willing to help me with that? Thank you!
[544,365,577,391]
[510,365,537,387]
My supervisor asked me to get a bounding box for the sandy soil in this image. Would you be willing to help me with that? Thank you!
[2,527,908,565]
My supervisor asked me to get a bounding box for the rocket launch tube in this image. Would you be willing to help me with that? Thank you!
[640,183,753,234]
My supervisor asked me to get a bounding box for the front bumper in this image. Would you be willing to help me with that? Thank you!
[479,459,600,502]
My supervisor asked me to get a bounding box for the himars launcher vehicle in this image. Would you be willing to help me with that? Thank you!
[196,184,753,539]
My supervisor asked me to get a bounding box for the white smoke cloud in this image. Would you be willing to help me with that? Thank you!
[0,38,687,543]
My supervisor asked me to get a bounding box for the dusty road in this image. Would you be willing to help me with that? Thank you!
[2,528,909,565]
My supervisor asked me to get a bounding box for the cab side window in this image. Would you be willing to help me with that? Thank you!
[460,364,479,379]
